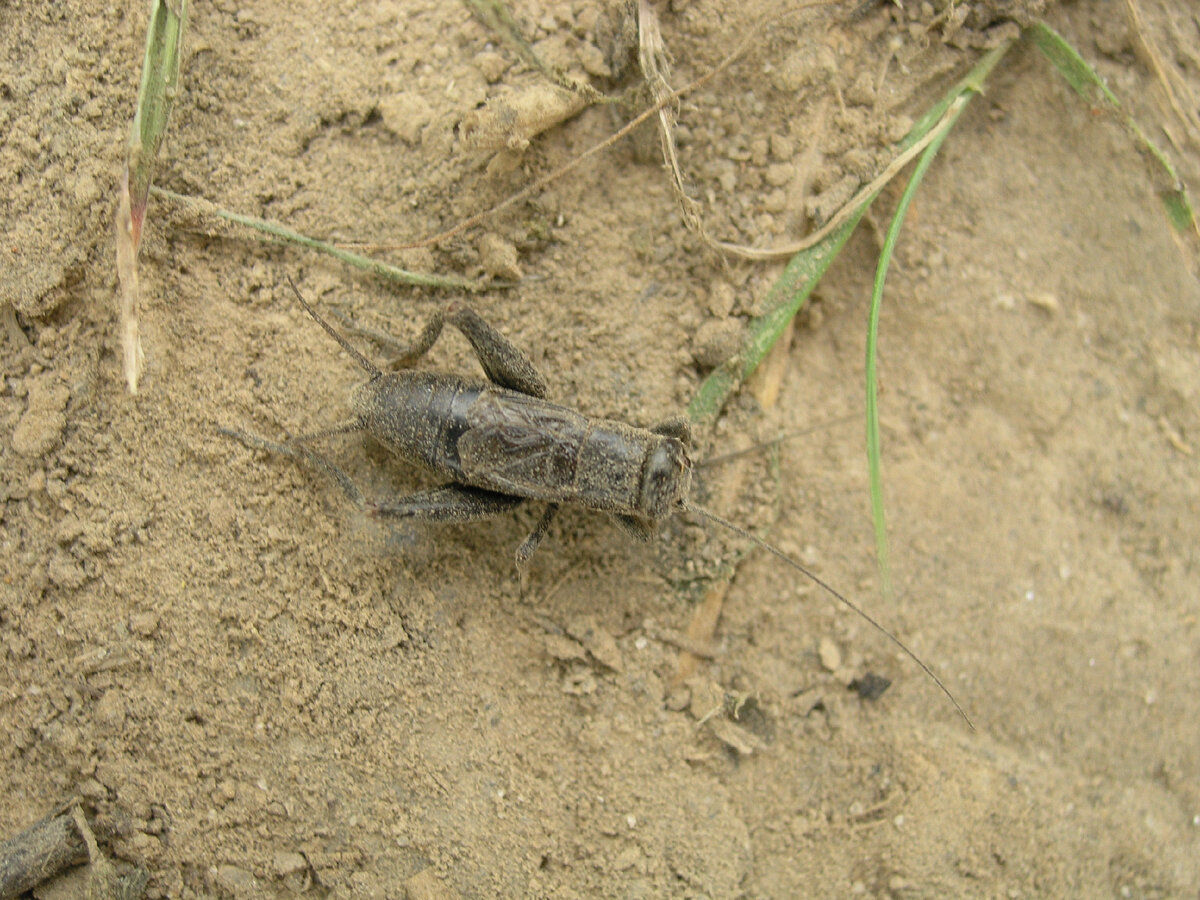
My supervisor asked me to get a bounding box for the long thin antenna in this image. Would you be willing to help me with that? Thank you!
[285,276,381,379]
[684,502,974,730]
[697,414,860,469]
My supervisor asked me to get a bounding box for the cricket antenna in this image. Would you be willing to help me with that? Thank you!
[683,502,975,730]
[285,277,382,380]
[696,414,860,469]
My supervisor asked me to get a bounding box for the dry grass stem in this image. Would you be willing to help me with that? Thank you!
[713,93,970,260]
[115,0,187,393]
[638,0,708,241]
[672,580,732,688]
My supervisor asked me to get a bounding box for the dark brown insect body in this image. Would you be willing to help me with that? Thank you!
[224,282,697,563]
[352,369,692,535]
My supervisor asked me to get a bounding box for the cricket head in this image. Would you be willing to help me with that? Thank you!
[640,437,692,523]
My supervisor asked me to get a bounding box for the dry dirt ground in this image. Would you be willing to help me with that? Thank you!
[3,0,1200,897]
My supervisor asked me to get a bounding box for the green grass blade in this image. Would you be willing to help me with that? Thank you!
[1026,21,1119,105]
[1026,21,1197,237]
[462,0,604,102]
[865,91,976,600]
[150,187,491,293]
[463,0,546,76]
[687,42,1012,430]
[126,0,188,239]
[687,212,866,428]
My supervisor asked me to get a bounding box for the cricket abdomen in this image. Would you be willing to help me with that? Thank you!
[351,370,485,481]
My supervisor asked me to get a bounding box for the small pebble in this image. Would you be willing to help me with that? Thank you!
[478,233,522,280]
[405,867,464,900]
[706,282,736,318]
[614,845,641,870]
[763,189,788,213]
[567,616,623,672]
[690,318,742,369]
[749,137,769,166]
[378,92,433,145]
[474,51,508,83]
[131,611,160,637]
[845,72,876,106]
[47,553,86,589]
[1027,292,1061,315]
[94,690,127,730]
[577,42,610,77]
[764,163,793,187]
[818,636,842,672]
[273,851,307,877]
[213,866,257,894]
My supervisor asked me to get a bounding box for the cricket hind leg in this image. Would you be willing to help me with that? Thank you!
[219,426,367,507]
[223,425,528,531]
[374,493,560,581]
[367,484,526,522]
[370,487,548,587]
[515,503,560,569]
[443,303,548,398]
[331,302,549,399]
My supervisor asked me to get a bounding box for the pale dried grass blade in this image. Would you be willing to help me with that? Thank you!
[115,0,188,393]
[638,0,707,239]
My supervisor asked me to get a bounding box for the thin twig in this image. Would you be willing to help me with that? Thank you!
[0,809,87,899]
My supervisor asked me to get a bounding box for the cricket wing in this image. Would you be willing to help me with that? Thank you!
[457,392,587,499]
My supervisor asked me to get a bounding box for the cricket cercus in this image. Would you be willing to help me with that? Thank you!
[223,280,971,725]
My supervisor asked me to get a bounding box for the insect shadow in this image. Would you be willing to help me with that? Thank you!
[221,279,972,727]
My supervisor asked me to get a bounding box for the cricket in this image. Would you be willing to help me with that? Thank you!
[223,279,971,726]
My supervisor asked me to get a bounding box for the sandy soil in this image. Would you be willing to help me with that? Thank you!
[3,0,1199,897]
